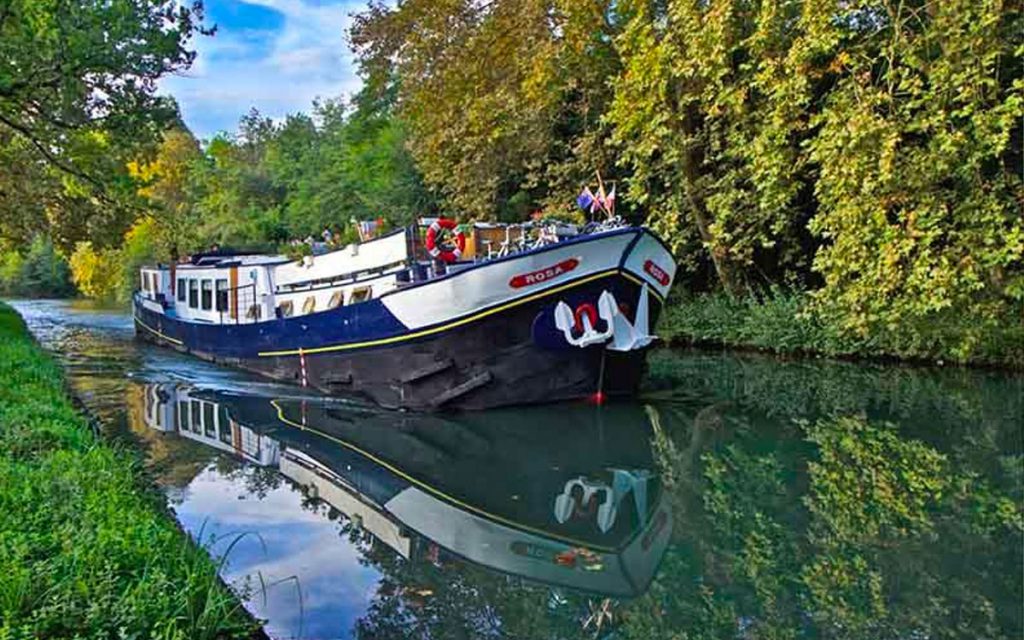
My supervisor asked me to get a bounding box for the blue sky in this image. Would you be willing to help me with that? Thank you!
[160,0,368,139]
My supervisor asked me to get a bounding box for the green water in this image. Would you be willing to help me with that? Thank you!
[12,299,1023,639]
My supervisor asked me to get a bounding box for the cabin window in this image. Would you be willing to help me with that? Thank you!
[218,408,232,444]
[203,402,216,437]
[215,279,229,312]
[349,287,372,304]
[201,280,213,310]
[177,400,188,430]
[150,274,159,293]
[142,272,149,292]
[177,278,186,302]
[302,296,316,314]
[190,400,202,432]
[188,280,199,308]
[327,290,343,309]
[278,301,294,318]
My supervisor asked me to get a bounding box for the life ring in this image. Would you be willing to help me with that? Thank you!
[425,218,466,263]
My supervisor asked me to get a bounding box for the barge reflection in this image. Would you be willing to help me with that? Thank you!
[141,383,672,597]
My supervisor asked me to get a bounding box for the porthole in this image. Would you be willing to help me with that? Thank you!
[302,296,316,314]
[349,287,372,304]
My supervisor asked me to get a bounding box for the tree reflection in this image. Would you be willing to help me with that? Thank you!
[619,405,1021,640]
[344,354,1021,639]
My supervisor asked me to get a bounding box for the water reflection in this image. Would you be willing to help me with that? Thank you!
[140,383,672,601]
[10,300,1023,640]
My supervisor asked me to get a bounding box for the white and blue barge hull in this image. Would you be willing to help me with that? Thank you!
[132,226,677,410]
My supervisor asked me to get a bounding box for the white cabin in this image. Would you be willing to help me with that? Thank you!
[138,230,415,325]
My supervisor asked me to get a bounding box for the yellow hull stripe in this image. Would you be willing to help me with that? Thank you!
[620,271,667,303]
[260,268,623,357]
[134,314,184,346]
[270,399,617,553]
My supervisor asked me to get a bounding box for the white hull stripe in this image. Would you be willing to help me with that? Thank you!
[382,230,639,329]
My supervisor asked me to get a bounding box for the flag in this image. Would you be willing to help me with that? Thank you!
[576,187,596,213]
[358,219,380,242]
[604,185,616,215]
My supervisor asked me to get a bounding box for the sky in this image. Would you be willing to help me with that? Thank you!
[175,466,382,639]
[160,0,368,139]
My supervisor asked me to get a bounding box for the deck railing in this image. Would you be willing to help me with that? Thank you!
[218,283,260,324]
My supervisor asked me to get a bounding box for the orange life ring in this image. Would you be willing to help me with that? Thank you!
[425,218,466,263]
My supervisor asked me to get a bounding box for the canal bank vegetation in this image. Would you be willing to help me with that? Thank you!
[0,303,256,638]
[658,289,1024,368]
[0,0,1020,367]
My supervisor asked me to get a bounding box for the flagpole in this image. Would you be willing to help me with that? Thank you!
[595,170,610,218]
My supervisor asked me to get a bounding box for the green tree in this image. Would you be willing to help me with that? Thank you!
[351,0,621,219]
[189,111,285,249]
[129,128,206,256]
[311,95,435,229]
[0,0,206,181]
[607,0,825,295]
[0,247,25,294]
[0,0,209,254]
[804,0,1023,357]
[14,236,75,297]
[69,241,121,300]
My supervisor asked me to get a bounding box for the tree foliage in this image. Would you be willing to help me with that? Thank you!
[804,0,1023,353]
[68,241,120,300]
[0,0,206,177]
[0,0,209,254]
[351,0,622,218]
[152,100,434,252]
[0,236,74,297]
[607,0,817,294]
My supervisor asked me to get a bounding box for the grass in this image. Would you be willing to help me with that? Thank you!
[0,302,258,639]
[657,290,1024,370]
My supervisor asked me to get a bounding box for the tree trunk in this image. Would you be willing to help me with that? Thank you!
[677,111,746,298]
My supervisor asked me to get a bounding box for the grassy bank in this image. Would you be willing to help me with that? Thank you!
[658,291,1024,370]
[0,303,256,639]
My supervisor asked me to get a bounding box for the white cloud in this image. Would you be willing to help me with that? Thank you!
[161,0,366,138]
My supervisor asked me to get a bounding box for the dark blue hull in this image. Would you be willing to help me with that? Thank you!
[134,269,660,410]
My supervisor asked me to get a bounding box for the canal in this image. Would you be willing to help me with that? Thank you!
[11,299,1023,640]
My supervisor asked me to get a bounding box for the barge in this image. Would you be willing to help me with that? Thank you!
[133,220,676,410]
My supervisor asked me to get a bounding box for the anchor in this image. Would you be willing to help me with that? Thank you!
[553,283,655,351]
[552,469,654,533]
[553,300,613,347]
